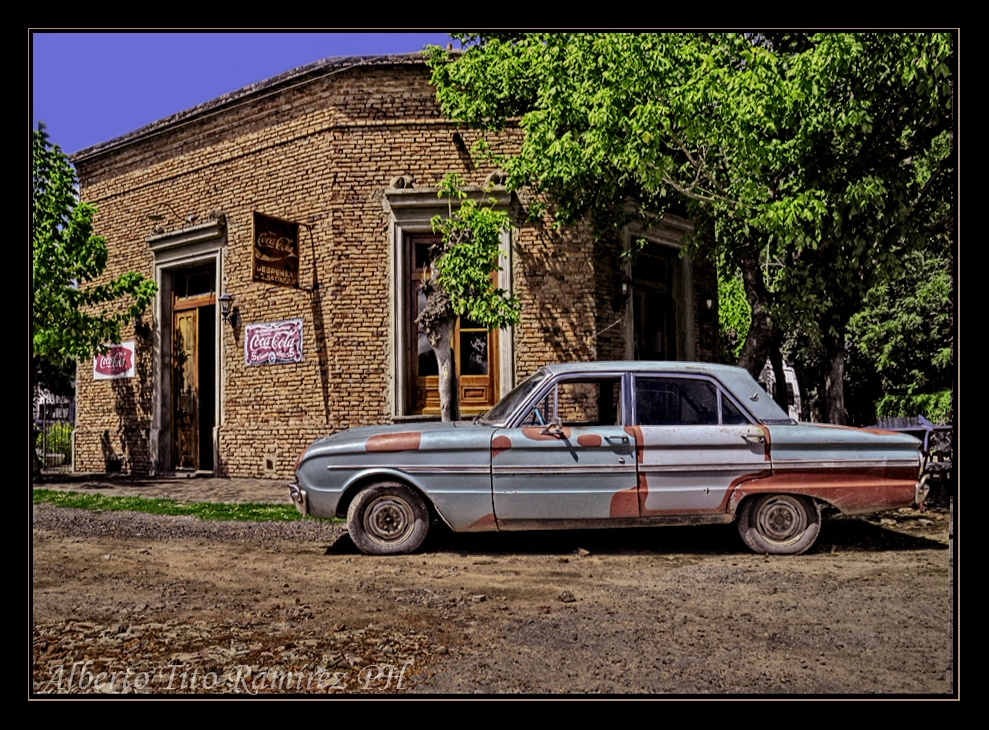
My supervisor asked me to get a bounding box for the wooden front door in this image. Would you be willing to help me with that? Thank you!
[173,308,199,469]
[454,315,499,413]
[171,266,216,471]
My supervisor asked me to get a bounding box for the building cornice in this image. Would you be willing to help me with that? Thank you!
[70,53,429,164]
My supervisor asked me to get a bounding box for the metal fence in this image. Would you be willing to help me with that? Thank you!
[34,391,74,472]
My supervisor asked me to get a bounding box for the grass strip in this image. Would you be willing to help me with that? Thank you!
[32,488,312,522]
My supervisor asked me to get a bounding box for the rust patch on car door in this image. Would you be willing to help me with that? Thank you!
[623,425,644,463]
[609,484,640,518]
[577,433,602,448]
[491,435,512,458]
[757,424,771,460]
[464,513,498,532]
[521,427,572,441]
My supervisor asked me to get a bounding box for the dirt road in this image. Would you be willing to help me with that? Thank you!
[32,504,953,695]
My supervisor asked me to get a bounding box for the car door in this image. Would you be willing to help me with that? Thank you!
[631,374,771,514]
[492,375,639,522]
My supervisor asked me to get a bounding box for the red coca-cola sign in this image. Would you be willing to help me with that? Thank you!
[93,342,135,380]
[244,319,303,366]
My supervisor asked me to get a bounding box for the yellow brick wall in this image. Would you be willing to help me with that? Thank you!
[72,58,717,477]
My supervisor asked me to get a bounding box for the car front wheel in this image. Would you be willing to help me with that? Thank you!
[737,494,821,555]
[347,482,430,555]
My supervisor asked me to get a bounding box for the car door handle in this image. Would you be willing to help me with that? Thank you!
[741,433,765,444]
[606,436,629,445]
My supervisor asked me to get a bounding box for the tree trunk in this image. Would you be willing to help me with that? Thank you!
[430,316,459,422]
[822,325,846,425]
[736,255,777,381]
[416,254,459,422]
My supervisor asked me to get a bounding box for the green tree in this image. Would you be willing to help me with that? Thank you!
[32,122,157,464]
[417,174,520,421]
[426,32,953,423]
[845,246,952,424]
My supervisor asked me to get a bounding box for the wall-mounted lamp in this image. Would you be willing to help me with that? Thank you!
[131,311,152,339]
[706,299,714,310]
[218,292,238,328]
[619,273,633,301]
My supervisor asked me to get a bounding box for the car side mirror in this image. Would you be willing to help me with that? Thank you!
[540,417,565,437]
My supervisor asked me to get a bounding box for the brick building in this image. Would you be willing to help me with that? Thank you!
[69,53,719,478]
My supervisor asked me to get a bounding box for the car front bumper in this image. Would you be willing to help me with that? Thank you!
[288,479,308,516]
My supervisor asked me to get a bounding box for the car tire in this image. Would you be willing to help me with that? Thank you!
[347,482,430,555]
[737,494,821,555]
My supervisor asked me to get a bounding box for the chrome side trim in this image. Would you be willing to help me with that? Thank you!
[638,463,769,474]
[325,464,491,475]
[492,465,638,476]
[772,459,920,470]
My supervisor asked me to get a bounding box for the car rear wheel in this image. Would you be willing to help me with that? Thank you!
[347,482,429,555]
[737,494,821,555]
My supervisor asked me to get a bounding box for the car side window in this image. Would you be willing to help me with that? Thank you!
[635,377,719,425]
[519,390,553,426]
[520,377,623,427]
[721,395,750,425]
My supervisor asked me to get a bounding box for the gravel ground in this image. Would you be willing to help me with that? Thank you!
[33,502,954,696]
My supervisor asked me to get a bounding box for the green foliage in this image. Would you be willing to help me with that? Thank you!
[32,123,157,370]
[718,268,751,363]
[429,173,521,328]
[31,489,326,522]
[845,246,952,424]
[847,248,951,396]
[427,33,953,420]
[876,391,951,425]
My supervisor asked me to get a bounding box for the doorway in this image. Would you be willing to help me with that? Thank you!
[633,246,679,362]
[171,265,216,471]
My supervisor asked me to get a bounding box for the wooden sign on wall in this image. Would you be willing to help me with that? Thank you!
[252,212,299,287]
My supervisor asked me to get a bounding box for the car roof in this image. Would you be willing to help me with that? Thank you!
[541,361,750,377]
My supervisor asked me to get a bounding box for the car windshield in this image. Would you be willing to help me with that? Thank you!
[479,370,548,425]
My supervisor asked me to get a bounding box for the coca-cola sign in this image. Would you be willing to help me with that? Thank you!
[252,211,299,288]
[244,319,304,366]
[93,342,135,380]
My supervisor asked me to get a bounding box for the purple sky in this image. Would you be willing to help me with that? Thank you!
[31,31,454,155]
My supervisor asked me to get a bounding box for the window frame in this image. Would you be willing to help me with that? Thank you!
[507,371,632,429]
[630,372,756,427]
[386,187,515,419]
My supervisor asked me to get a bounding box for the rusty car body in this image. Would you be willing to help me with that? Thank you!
[288,362,929,555]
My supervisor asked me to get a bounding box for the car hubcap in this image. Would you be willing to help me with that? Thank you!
[758,498,805,543]
[365,497,414,544]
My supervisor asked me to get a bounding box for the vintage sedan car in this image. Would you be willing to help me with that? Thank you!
[288,362,929,555]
